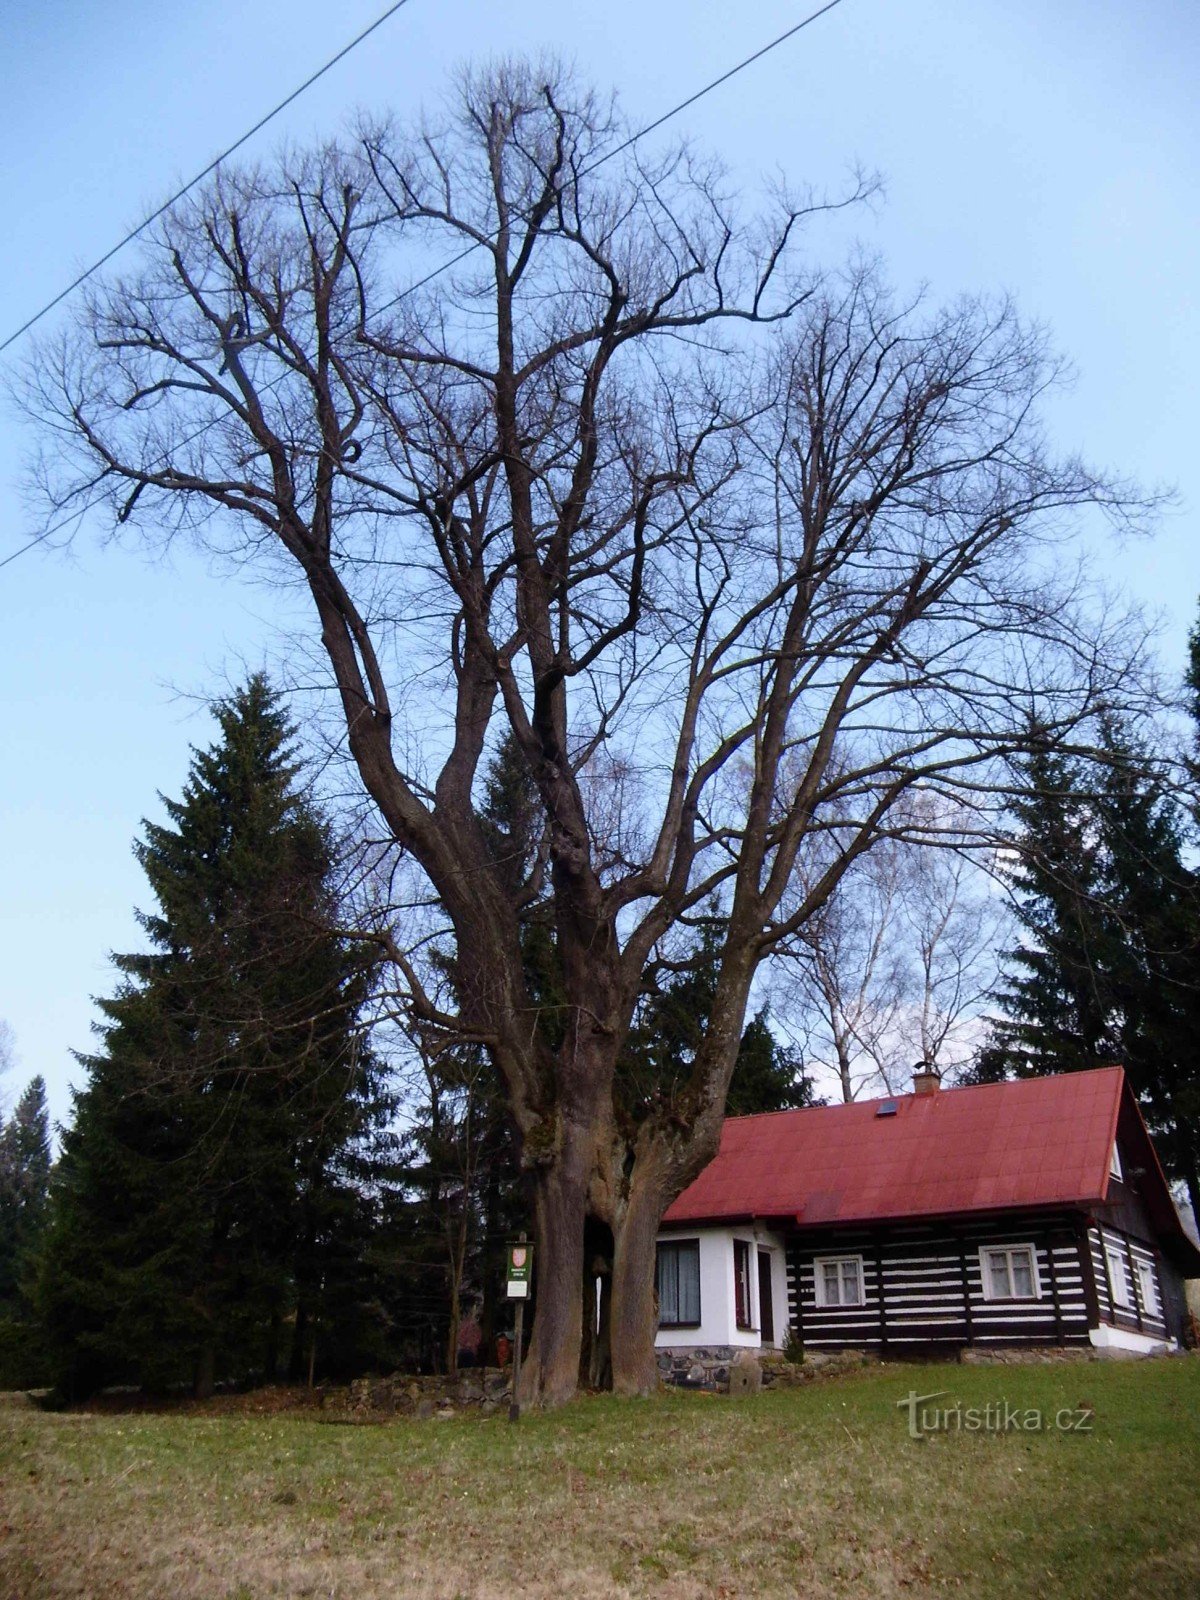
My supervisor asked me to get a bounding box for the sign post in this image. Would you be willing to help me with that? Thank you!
[506,1233,532,1423]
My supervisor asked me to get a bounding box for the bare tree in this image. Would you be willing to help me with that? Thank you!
[775,800,1008,1100]
[0,1023,17,1117]
[22,64,1157,1403]
[773,841,910,1102]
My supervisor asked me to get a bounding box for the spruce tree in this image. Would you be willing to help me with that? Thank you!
[976,736,1119,1079]
[0,1077,52,1384]
[34,676,391,1396]
[1093,729,1200,1226]
[0,1077,52,1302]
[980,722,1200,1227]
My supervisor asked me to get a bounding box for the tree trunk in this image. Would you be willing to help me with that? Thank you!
[265,1307,283,1383]
[519,1141,591,1407]
[479,1148,502,1363]
[194,1339,216,1400]
[608,1162,667,1397]
[289,1303,310,1384]
[1177,1136,1200,1238]
[446,1210,466,1377]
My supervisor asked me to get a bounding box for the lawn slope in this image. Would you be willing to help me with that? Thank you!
[1,1357,1196,1599]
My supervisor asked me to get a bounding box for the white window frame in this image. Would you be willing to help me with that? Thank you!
[979,1244,1042,1302]
[1109,1142,1123,1182]
[813,1254,865,1309]
[1135,1258,1160,1318]
[1105,1243,1133,1310]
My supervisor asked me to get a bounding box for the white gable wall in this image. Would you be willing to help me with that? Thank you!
[655,1224,790,1350]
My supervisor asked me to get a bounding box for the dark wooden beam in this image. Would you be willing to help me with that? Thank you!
[1043,1228,1065,1347]
[1075,1215,1102,1333]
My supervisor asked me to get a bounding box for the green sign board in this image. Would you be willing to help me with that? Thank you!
[506,1242,533,1299]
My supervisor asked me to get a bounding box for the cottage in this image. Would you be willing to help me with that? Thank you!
[655,1066,1199,1370]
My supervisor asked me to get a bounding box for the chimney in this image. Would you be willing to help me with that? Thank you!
[911,1062,941,1097]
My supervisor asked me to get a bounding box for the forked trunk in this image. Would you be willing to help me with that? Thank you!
[608,1160,668,1397]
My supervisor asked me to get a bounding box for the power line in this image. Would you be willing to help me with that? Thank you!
[374,0,850,318]
[0,0,415,357]
[0,533,45,572]
[3,0,850,571]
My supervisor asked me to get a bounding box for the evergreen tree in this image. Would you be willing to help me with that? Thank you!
[1093,729,1200,1226]
[34,676,392,1397]
[623,916,818,1117]
[975,737,1119,1079]
[725,1010,819,1116]
[0,1077,53,1384]
[0,1078,52,1300]
[979,722,1200,1227]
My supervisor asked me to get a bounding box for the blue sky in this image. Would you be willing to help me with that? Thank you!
[1,0,1197,1126]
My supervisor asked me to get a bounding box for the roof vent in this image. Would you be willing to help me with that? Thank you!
[875,1100,899,1118]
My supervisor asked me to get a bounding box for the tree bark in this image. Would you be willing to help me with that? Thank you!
[518,1126,597,1407]
[608,1160,669,1397]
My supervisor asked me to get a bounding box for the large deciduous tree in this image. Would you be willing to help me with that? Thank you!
[24,65,1155,1402]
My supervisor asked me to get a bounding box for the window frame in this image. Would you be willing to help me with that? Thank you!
[1105,1242,1134,1311]
[733,1238,754,1330]
[1134,1257,1160,1318]
[979,1244,1042,1302]
[1109,1142,1123,1183]
[812,1253,865,1309]
[656,1238,702,1329]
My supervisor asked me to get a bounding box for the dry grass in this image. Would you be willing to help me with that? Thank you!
[1,1356,1198,1599]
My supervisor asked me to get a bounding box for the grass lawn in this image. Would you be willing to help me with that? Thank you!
[1,1356,1197,1599]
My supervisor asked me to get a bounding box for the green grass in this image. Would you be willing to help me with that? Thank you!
[1,1357,1197,1598]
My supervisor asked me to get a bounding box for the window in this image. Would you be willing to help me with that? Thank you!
[1135,1258,1160,1317]
[1106,1243,1133,1310]
[734,1239,753,1329]
[1109,1142,1123,1183]
[656,1240,701,1327]
[813,1255,864,1308]
[980,1245,1040,1301]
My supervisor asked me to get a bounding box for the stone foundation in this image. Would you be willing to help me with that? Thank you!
[656,1346,880,1392]
[655,1346,735,1392]
[959,1346,1099,1366]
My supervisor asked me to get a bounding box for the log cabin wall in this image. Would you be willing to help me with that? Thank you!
[786,1211,1092,1352]
[1085,1223,1173,1342]
[1090,1172,1186,1341]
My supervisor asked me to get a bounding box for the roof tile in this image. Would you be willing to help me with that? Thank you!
[662,1067,1123,1226]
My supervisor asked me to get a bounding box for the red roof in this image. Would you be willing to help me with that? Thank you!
[664,1067,1127,1227]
